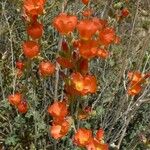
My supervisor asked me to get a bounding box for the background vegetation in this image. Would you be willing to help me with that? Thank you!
[0,0,150,149]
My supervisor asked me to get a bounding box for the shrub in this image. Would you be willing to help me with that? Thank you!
[0,0,150,149]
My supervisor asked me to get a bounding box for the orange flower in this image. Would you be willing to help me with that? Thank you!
[39,61,55,76]
[121,8,129,17]
[17,101,28,114]
[127,71,148,96]
[73,128,92,147]
[92,18,107,31]
[79,40,98,59]
[71,72,97,95]
[27,21,43,39]
[16,61,24,70]
[127,83,142,96]
[53,13,77,35]
[86,138,109,150]
[83,75,97,94]
[82,0,89,5]
[77,19,99,40]
[50,119,70,139]
[128,71,144,83]
[57,57,74,69]
[47,101,68,119]
[23,41,40,58]
[8,93,22,106]
[97,48,109,59]
[71,72,84,92]
[99,27,116,46]
[95,128,104,141]
[23,0,45,17]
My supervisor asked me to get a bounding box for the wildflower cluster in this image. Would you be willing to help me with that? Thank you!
[22,0,45,58]
[7,0,55,113]
[8,93,27,113]
[47,101,70,139]
[74,128,108,150]
[53,5,120,100]
[46,0,121,148]
[6,0,150,149]
[22,0,55,78]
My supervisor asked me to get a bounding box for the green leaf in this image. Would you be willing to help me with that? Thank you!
[5,134,19,146]
[96,106,105,116]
